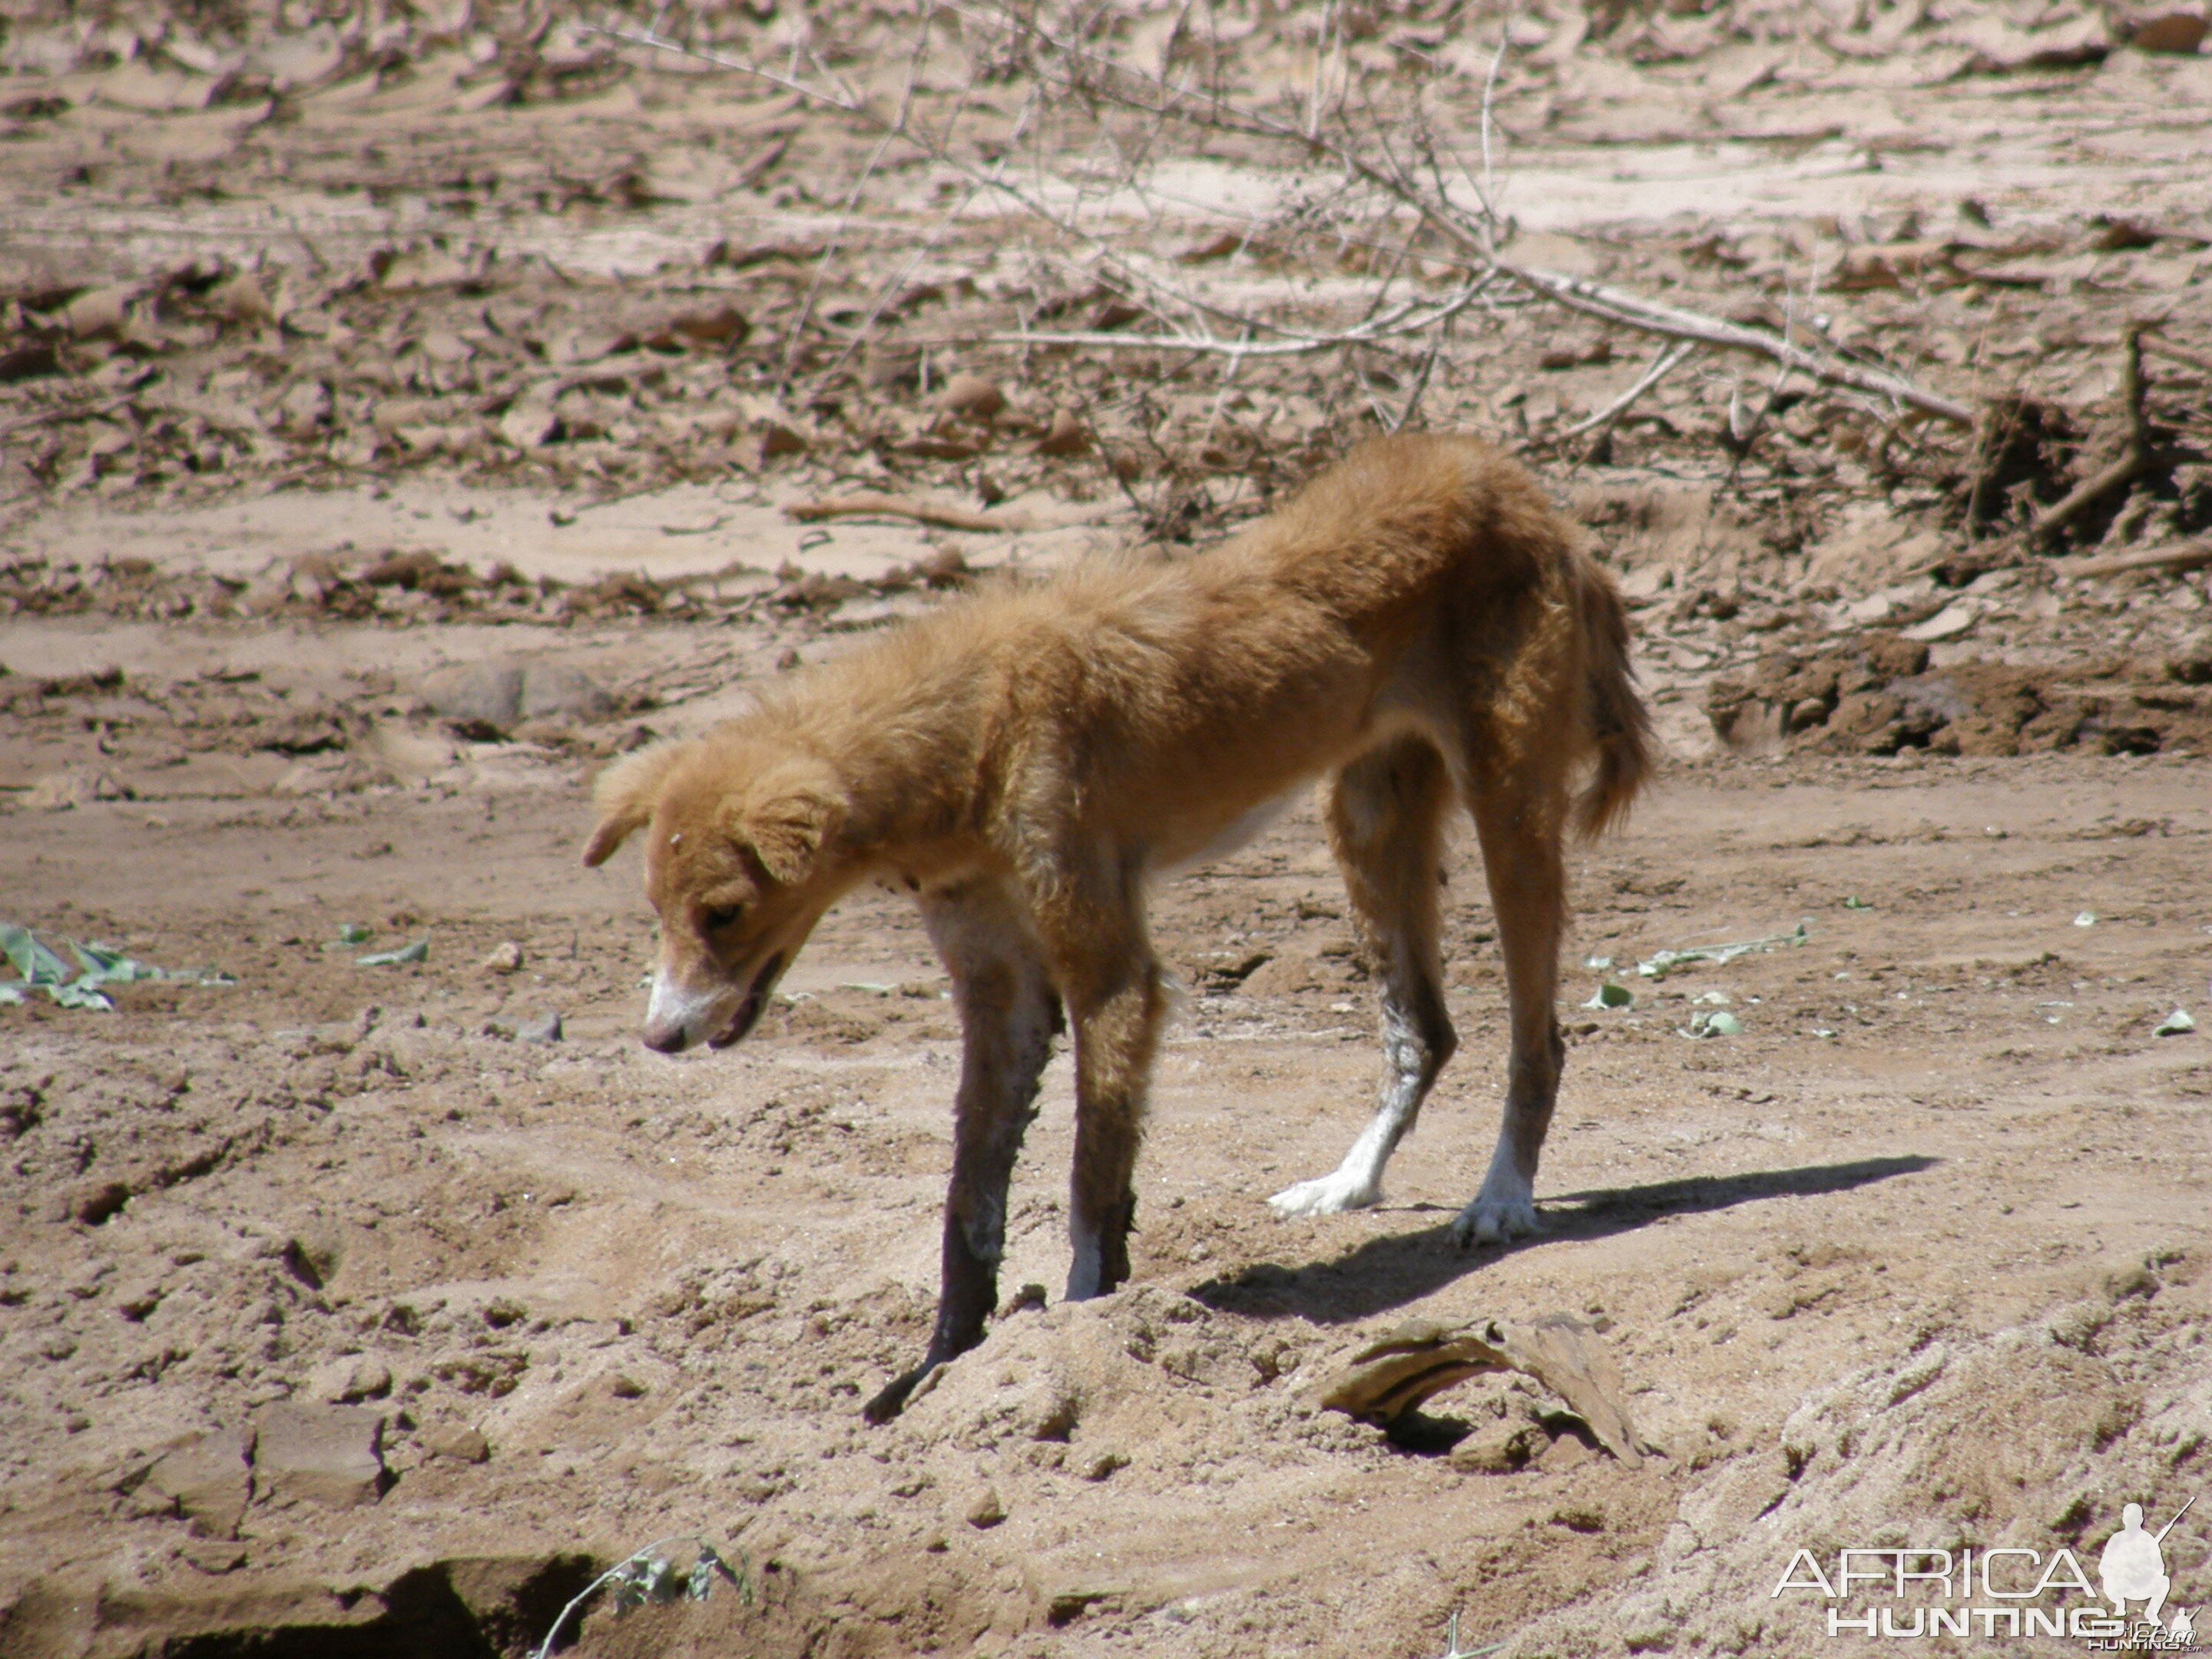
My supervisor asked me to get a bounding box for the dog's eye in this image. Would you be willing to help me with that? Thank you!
[701,904,745,932]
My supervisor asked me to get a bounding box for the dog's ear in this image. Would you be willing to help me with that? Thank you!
[731,760,846,886]
[581,743,693,867]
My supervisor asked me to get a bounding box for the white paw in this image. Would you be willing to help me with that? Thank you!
[1268,1169,1382,1218]
[1449,1183,1538,1246]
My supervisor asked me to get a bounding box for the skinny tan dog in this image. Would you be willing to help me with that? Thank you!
[583,432,1651,1421]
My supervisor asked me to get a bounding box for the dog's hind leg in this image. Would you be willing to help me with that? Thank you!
[1270,735,1458,1218]
[1451,760,1570,1246]
[1032,850,1164,1303]
[863,880,1058,1423]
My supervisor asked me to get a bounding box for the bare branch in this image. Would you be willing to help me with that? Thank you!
[786,494,1031,531]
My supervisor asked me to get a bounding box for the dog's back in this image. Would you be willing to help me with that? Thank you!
[751,432,1645,862]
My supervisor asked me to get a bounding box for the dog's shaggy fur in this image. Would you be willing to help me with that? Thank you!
[584,432,1652,1420]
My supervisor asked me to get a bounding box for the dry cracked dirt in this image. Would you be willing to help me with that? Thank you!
[2,0,2211,1654]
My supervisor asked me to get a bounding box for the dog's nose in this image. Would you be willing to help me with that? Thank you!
[641,1023,690,1055]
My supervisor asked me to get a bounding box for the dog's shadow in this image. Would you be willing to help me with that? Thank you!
[1189,1155,1939,1326]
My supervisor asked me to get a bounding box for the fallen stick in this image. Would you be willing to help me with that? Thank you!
[2055,539,2212,579]
[1492,260,1975,426]
[2030,322,2154,545]
[785,494,1031,532]
[1566,338,1698,464]
[2141,335,2212,376]
[979,280,1491,361]
[0,391,137,441]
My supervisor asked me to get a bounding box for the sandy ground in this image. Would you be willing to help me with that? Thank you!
[4,1,2212,1655]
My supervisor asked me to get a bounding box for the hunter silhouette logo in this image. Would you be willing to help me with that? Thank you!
[1770,1490,2201,1644]
[2099,1497,2195,1634]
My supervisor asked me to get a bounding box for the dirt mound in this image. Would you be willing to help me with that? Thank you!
[1707,636,2212,758]
[1501,1251,2210,1657]
[0,1551,597,1658]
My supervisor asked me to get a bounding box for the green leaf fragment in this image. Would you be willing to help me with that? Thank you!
[1583,982,1634,1009]
[0,922,233,1012]
[356,939,429,967]
[335,922,374,945]
[1677,1008,1743,1038]
[2154,1008,2196,1037]
[1843,896,1872,910]
[1637,921,1810,980]
[2,924,75,985]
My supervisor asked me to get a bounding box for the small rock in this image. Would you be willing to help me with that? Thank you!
[2111,0,2207,52]
[746,419,810,467]
[1448,1421,1538,1475]
[937,373,1005,423]
[1901,601,1979,643]
[517,663,614,723]
[1842,593,1893,625]
[207,273,273,326]
[481,942,525,975]
[306,1355,393,1405]
[1036,409,1088,457]
[180,1538,249,1574]
[422,663,525,730]
[498,394,561,449]
[2167,635,2212,686]
[1078,1449,1128,1482]
[665,303,750,345]
[252,1403,387,1508]
[25,769,131,811]
[1833,241,1950,291]
[114,1278,167,1321]
[510,720,584,749]
[141,1427,253,1538]
[964,1485,1006,1528]
[608,1373,647,1399]
[421,1423,490,1464]
[63,284,135,341]
[513,1011,563,1045]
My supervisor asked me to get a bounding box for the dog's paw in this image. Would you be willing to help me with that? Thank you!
[1268,1170,1382,1218]
[1449,1187,1538,1247]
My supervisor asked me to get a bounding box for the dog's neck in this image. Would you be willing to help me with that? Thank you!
[760,680,991,887]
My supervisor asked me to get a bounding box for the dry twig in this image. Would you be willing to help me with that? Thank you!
[2028,322,2157,545]
[2056,539,2212,580]
[786,494,1031,532]
[1565,339,1699,463]
[2141,335,2212,377]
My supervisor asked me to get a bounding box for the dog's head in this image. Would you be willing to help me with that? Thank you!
[583,738,849,1053]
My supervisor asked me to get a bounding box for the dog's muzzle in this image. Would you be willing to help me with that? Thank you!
[642,953,784,1055]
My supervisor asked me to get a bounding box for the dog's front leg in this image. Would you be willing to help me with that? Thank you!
[864,883,1057,1423]
[1044,880,1164,1300]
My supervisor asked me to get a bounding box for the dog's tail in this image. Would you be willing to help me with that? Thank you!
[1573,556,1654,840]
